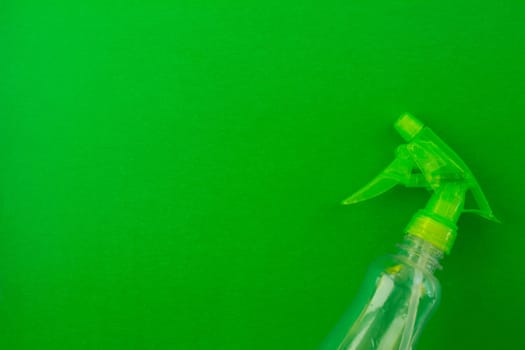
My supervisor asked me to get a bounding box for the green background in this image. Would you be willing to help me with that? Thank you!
[1,1,524,349]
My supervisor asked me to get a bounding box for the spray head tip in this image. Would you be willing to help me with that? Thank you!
[394,113,424,141]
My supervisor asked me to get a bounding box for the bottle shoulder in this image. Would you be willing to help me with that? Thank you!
[368,254,442,298]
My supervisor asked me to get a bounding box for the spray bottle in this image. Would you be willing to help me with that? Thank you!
[321,114,498,350]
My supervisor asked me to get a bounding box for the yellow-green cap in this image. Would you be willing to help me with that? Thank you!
[407,213,456,253]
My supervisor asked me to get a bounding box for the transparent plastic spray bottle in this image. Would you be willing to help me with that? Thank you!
[320,114,498,350]
[333,235,442,350]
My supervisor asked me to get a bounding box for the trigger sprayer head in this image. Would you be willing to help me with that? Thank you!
[344,113,498,254]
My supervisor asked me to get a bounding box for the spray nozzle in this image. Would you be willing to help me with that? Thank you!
[343,114,498,254]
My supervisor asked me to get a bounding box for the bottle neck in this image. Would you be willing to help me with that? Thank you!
[396,234,444,274]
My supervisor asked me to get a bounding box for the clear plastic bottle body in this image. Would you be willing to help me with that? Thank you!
[322,235,442,350]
